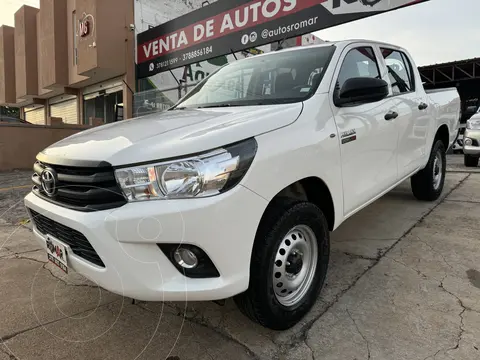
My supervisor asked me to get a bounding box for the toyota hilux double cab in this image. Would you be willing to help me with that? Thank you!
[25,40,460,330]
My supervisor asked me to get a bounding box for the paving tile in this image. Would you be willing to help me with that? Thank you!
[3,302,254,360]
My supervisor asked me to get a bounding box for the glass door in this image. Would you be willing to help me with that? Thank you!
[83,90,123,124]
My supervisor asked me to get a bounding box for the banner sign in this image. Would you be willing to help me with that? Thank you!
[136,0,428,78]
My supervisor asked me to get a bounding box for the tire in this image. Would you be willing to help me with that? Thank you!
[464,155,479,167]
[234,198,330,330]
[411,140,446,201]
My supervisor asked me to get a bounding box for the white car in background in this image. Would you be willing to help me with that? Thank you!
[464,107,480,167]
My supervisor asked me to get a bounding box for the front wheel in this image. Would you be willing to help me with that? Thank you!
[464,155,479,167]
[411,140,446,201]
[234,198,330,330]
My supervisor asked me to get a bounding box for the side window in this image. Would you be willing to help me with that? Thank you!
[337,47,380,89]
[381,48,415,94]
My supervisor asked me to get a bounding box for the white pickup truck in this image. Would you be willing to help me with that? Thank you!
[25,40,460,330]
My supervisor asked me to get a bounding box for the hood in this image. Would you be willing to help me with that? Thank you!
[469,113,480,121]
[40,103,303,166]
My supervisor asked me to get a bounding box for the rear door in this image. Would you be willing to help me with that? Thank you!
[330,44,399,216]
[379,48,431,177]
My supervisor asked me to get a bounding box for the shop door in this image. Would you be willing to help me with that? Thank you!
[50,96,78,124]
[83,79,124,125]
[25,107,45,125]
[84,90,123,124]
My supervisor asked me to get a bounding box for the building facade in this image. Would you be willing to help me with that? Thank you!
[0,0,324,125]
[0,0,135,125]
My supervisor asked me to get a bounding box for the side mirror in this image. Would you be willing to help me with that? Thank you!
[335,77,389,106]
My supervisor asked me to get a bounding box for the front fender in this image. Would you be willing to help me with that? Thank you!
[241,95,344,230]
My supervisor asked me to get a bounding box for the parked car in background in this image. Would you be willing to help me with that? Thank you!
[25,40,460,330]
[464,107,480,167]
[0,115,30,124]
[454,105,479,154]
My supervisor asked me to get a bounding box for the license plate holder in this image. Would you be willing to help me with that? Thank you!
[45,235,68,274]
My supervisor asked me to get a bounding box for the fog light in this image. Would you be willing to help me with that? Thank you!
[158,244,220,278]
[173,248,198,269]
[465,138,473,146]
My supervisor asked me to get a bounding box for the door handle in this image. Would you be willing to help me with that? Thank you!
[418,102,429,110]
[384,111,398,121]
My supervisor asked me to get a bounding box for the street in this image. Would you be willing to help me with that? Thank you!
[0,155,479,360]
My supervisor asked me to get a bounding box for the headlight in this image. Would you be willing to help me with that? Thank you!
[467,119,480,130]
[114,138,257,202]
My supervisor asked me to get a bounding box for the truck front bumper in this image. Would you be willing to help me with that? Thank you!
[24,186,266,301]
[463,128,480,156]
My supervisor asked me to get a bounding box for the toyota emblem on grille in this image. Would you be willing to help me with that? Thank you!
[41,169,57,197]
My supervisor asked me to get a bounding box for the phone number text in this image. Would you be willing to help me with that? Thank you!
[154,46,214,70]
[182,46,213,61]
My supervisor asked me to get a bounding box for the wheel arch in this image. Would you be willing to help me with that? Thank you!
[435,124,450,150]
[260,177,335,231]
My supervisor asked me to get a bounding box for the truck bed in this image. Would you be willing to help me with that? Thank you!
[425,87,458,94]
[425,87,460,150]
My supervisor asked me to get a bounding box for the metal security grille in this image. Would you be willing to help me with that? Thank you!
[50,98,78,124]
[25,107,45,125]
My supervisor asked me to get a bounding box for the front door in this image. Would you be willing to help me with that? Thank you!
[331,45,399,216]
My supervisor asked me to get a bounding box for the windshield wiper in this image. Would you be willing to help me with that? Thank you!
[182,102,270,109]
[196,104,234,109]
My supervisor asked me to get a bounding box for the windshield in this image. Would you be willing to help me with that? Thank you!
[174,46,336,109]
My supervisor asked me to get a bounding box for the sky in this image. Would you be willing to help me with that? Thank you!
[315,0,480,66]
[0,0,478,66]
[0,0,39,26]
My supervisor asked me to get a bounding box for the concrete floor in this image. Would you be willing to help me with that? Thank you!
[0,155,479,360]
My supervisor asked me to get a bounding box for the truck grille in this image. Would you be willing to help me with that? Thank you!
[29,209,105,267]
[32,161,127,212]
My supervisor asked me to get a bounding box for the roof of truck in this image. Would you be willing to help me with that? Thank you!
[304,39,405,50]
[250,39,406,59]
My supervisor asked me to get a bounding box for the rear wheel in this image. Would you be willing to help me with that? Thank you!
[234,198,329,330]
[464,155,479,167]
[411,140,446,201]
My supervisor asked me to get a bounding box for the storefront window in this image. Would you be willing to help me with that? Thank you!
[83,90,123,124]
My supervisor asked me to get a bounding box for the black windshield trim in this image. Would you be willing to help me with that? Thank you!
[176,98,312,109]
